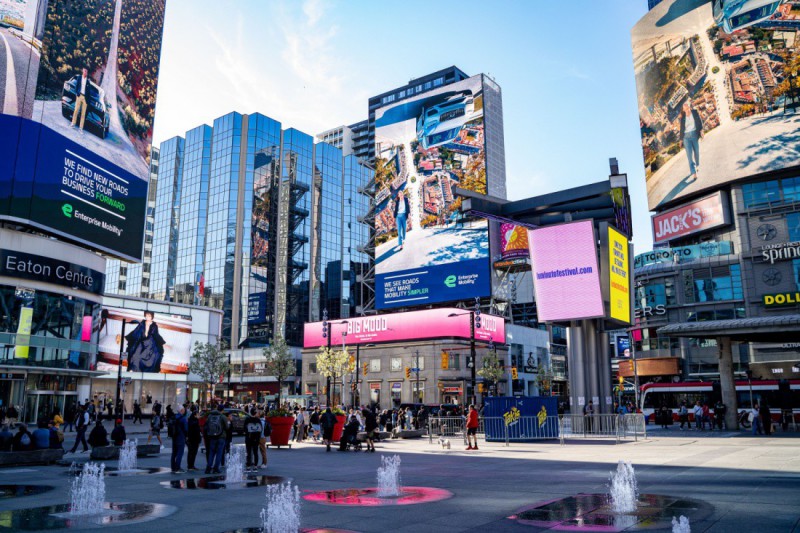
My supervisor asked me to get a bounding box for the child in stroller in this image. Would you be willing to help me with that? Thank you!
[338,415,362,451]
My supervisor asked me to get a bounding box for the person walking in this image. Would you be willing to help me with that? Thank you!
[204,405,228,474]
[693,401,703,430]
[147,410,163,446]
[363,408,377,453]
[186,408,202,471]
[714,400,727,431]
[294,408,306,443]
[258,410,270,469]
[760,401,772,436]
[320,407,337,452]
[466,404,479,450]
[309,407,321,442]
[170,407,188,474]
[751,403,763,435]
[64,403,76,432]
[678,401,689,430]
[679,98,703,179]
[69,405,89,453]
[132,401,143,424]
[583,400,595,434]
[393,190,410,251]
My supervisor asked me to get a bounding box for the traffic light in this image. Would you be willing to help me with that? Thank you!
[405,367,411,379]
[441,351,449,370]
[477,383,484,393]
[363,362,368,376]
[511,367,518,380]
[349,354,355,366]
[618,375,625,385]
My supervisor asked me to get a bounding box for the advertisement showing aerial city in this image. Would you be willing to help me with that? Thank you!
[373,75,491,309]
[633,0,800,210]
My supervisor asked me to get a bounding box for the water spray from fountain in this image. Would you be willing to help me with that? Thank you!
[377,455,402,497]
[672,515,691,533]
[608,460,638,514]
[69,463,105,516]
[118,440,138,472]
[260,482,301,533]
[225,445,247,484]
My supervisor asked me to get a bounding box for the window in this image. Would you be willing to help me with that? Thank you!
[391,357,402,371]
[433,77,444,87]
[369,359,380,372]
[793,258,800,291]
[635,279,676,308]
[742,180,780,207]
[690,265,742,302]
[788,213,800,241]
[308,362,316,374]
[448,353,460,370]
[782,176,800,203]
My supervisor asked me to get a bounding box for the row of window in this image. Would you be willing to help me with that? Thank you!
[380,77,445,104]
[308,355,467,375]
[742,175,800,208]
[635,264,743,310]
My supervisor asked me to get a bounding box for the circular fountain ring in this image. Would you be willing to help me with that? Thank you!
[224,529,359,533]
[160,474,290,490]
[0,501,177,530]
[65,466,171,476]
[0,485,54,499]
[508,493,714,531]
[303,486,453,506]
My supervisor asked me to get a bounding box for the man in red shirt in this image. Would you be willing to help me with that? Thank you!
[466,404,479,450]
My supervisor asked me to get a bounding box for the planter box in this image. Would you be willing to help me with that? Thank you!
[0,449,64,467]
[89,444,160,460]
[332,415,346,442]
[267,416,294,447]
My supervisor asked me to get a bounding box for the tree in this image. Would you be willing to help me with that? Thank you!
[188,340,229,407]
[262,335,295,407]
[477,350,505,396]
[316,346,355,406]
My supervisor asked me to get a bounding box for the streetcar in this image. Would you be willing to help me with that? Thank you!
[640,379,800,424]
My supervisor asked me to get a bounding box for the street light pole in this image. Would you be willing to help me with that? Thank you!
[354,344,360,408]
[114,319,127,412]
[415,350,421,404]
[470,311,477,407]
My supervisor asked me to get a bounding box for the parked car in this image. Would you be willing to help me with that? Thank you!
[61,74,110,139]
[416,91,475,149]
[198,408,248,435]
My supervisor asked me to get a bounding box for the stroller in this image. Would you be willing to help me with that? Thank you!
[338,417,362,451]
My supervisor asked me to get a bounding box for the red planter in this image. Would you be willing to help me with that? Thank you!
[268,416,295,447]
[332,415,346,442]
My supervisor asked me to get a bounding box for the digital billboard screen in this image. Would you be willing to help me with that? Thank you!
[96,306,192,374]
[632,0,800,210]
[500,223,529,259]
[373,75,491,309]
[528,220,604,322]
[0,0,166,261]
[608,226,631,325]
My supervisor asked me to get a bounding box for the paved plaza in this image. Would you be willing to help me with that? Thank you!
[1,427,798,532]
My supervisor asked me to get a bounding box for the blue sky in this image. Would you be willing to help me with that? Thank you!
[153,0,652,250]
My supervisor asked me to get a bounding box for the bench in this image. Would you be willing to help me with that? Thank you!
[0,448,65,467]
[356,431,391,442]
[395,429,425,439]
[89,444,161,460]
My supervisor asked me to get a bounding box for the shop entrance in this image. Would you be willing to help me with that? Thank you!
[24,392,77,424]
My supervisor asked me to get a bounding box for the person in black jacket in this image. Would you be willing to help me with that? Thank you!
[320,408,337,452]
[186,408,202,471]
[339,415,361,452]
[11,424,33,451]
[392,190,411,251]
[363,409,377,453]
[110,419,126,446]
[87,420,109,448]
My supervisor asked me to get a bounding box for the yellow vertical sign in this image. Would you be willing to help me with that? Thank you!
[14,307,33,359]
[608,227,631,324]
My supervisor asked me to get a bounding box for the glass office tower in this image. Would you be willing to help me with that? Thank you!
[105,112,372,347]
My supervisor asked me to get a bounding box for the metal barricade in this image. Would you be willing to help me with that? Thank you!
[427,416,466,444]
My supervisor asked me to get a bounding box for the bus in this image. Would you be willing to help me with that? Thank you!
[641,380,800,424]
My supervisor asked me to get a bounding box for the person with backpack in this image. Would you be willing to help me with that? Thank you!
[147,411,163,446]
[204,405,229,474]
[11,424,33,451]
[69,405,90,453]
[320,407,337,452]
[186,408,202,471]
[244,408,262,471]
[170,407,188,474]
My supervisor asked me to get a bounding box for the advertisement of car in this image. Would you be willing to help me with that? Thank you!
[633,0,800,210]
[373,75,491,309]
[0,0,166,261]
[528,220,604,322]
[96,306,192,375]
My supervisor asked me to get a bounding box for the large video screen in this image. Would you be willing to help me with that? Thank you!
[633,0,800,210]
[96,306,192,374]
[373,75,491,309]
[528,220,604,322]
[0,0,166,261]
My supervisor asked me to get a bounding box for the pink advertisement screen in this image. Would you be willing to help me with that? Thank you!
[303,308,505,348]
[528,220,604,322]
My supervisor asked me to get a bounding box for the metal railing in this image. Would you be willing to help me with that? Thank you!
[424,414,647,446]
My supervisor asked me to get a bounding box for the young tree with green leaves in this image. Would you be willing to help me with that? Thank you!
[188,340,229,407]
[477,350,505,397]
[316,346,355,406]
[262,335,295,407]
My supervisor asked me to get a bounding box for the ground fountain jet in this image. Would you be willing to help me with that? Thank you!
[224,445,247,484]
[69,463,105,516]
[609,460,638,514]
[672,515,691,532]
[260,482,301,533]
[117,440,138,473]
[376,455,402,497]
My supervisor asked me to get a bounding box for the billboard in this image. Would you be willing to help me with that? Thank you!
[528,220,604,322]
[607,226,631,324]
[302,307,505,348]
[652,191,729,244]
[500,223,530,259]
[373,75,491,309]
[616,335,631,359]
[96,306,192,374]
[0,0,166,261]
[633,0,800,210]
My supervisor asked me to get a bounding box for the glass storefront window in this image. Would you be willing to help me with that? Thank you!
[690,265,742,302]
[788,213,800,241]
[635,279,676,309]
[742,180,780,207]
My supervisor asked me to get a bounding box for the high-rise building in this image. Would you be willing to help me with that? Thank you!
[105,112,373,347]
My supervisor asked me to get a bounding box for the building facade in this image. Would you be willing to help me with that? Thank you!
[105,112,373,353]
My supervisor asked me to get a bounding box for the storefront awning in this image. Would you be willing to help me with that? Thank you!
[657,314,800,341]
